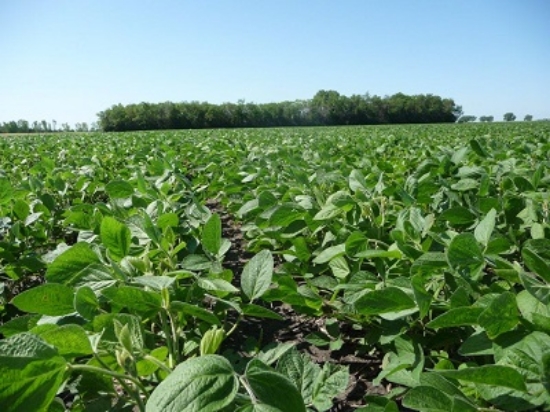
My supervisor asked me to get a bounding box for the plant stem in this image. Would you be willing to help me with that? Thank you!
[160,310,175,368]
[68,363,148,411]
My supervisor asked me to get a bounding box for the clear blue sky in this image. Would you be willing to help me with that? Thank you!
[1,0,549,126]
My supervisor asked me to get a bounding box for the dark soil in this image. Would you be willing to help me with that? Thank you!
[205,199,392,411]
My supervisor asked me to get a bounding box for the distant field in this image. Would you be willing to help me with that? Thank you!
[1,122,549,411]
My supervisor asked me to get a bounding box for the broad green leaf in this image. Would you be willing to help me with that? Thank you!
[269,204,305,227]
[100,216,132,260]
[202,213,222,256]
[447,233,484,271]
[313,204,342,220]
[311,363,350,411]
[478,292,519,339]
[171,301,221,325]
[474,208,496,247]
[102,286,162,317]
[38,325,93,357]
[0,333,66,412]
[12,283,75,316]
[245,359,306,412]
[0,177,13,205]
[451,179,478,192]
[437,365,527,391]
[241,250,274,301]
[522,239,550,283]
[45,242,100,285]
[470,138,489,158]
[329,256,350,279]
[74,286,99,320]
[105,179,134,198]
[200,327,225,355]
[242,304,283,320]
[411,252,448,274]
[411,275,432,318]
[520,271,550,305]
[354,287,416,315]
[426,307,484,329]
[439,207,477,225]
[157,212,179,230]
[277,348,320,403]
[198,278,239,293]
[458,331,494,356]
[312,244,346,264]
[146,355,238,412]
[355,249,402,259]
[402,386,453,412]
[292,237,311,262]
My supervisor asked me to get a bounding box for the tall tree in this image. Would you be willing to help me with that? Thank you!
[503,112,516,121]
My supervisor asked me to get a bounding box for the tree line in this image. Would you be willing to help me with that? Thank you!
[0,120,99,134]
[97,91,463,132]
[457,113,534,123]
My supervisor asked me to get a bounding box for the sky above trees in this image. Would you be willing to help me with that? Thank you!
[0,0,549,125]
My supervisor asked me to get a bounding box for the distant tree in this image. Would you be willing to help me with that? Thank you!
[524,114,533,121]
[479,116,494,122]
[52,120,57,131]
[503,112,516,122]
[457,115,477,123]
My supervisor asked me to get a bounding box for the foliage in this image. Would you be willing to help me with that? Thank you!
[504,112,517,121]
[457,115,477,123]
[0,122,550,411]
[479,115,494,122]
[97,91,461,131]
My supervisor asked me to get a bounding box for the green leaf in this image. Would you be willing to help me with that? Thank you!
[474,208,496,247]
[277,349,319,403]
[329,256,350,279]
[242,304,283,320]
[470,138,489,158]
[411,252,448,274]
[427,307,484,329]
[411,275,432,318]
[522,240,550,283]
[439,207,477,225]
[451,179,478,192]
[354,287,416,315]
[45,242,101,285]
[478,292,518,339]
[402,386,453,412]
[458,331,494,356]
[312,244,346,264]
[74,286,99,320]
[447,233,484,271]
[311,363,350,411]
[355,249,402,259]
[105,180,134,198]
[241,250,274,301]
[198,278,239,293]
[0,333,66,412]
[103,286,162,317]
[100,216,132,260]
[38,325,93,357]
[146,355,238,412]
[202,213,222,256]
[171,301,221,325]
[269,204,305,227]
[0,177,13,205]
[437,365,527,391]
[12,283,75,316]
[157,212,179,230]
[200,327,225,355]
[245,359,306,412]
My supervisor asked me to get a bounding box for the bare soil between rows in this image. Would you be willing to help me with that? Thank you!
[206,199,396,411]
